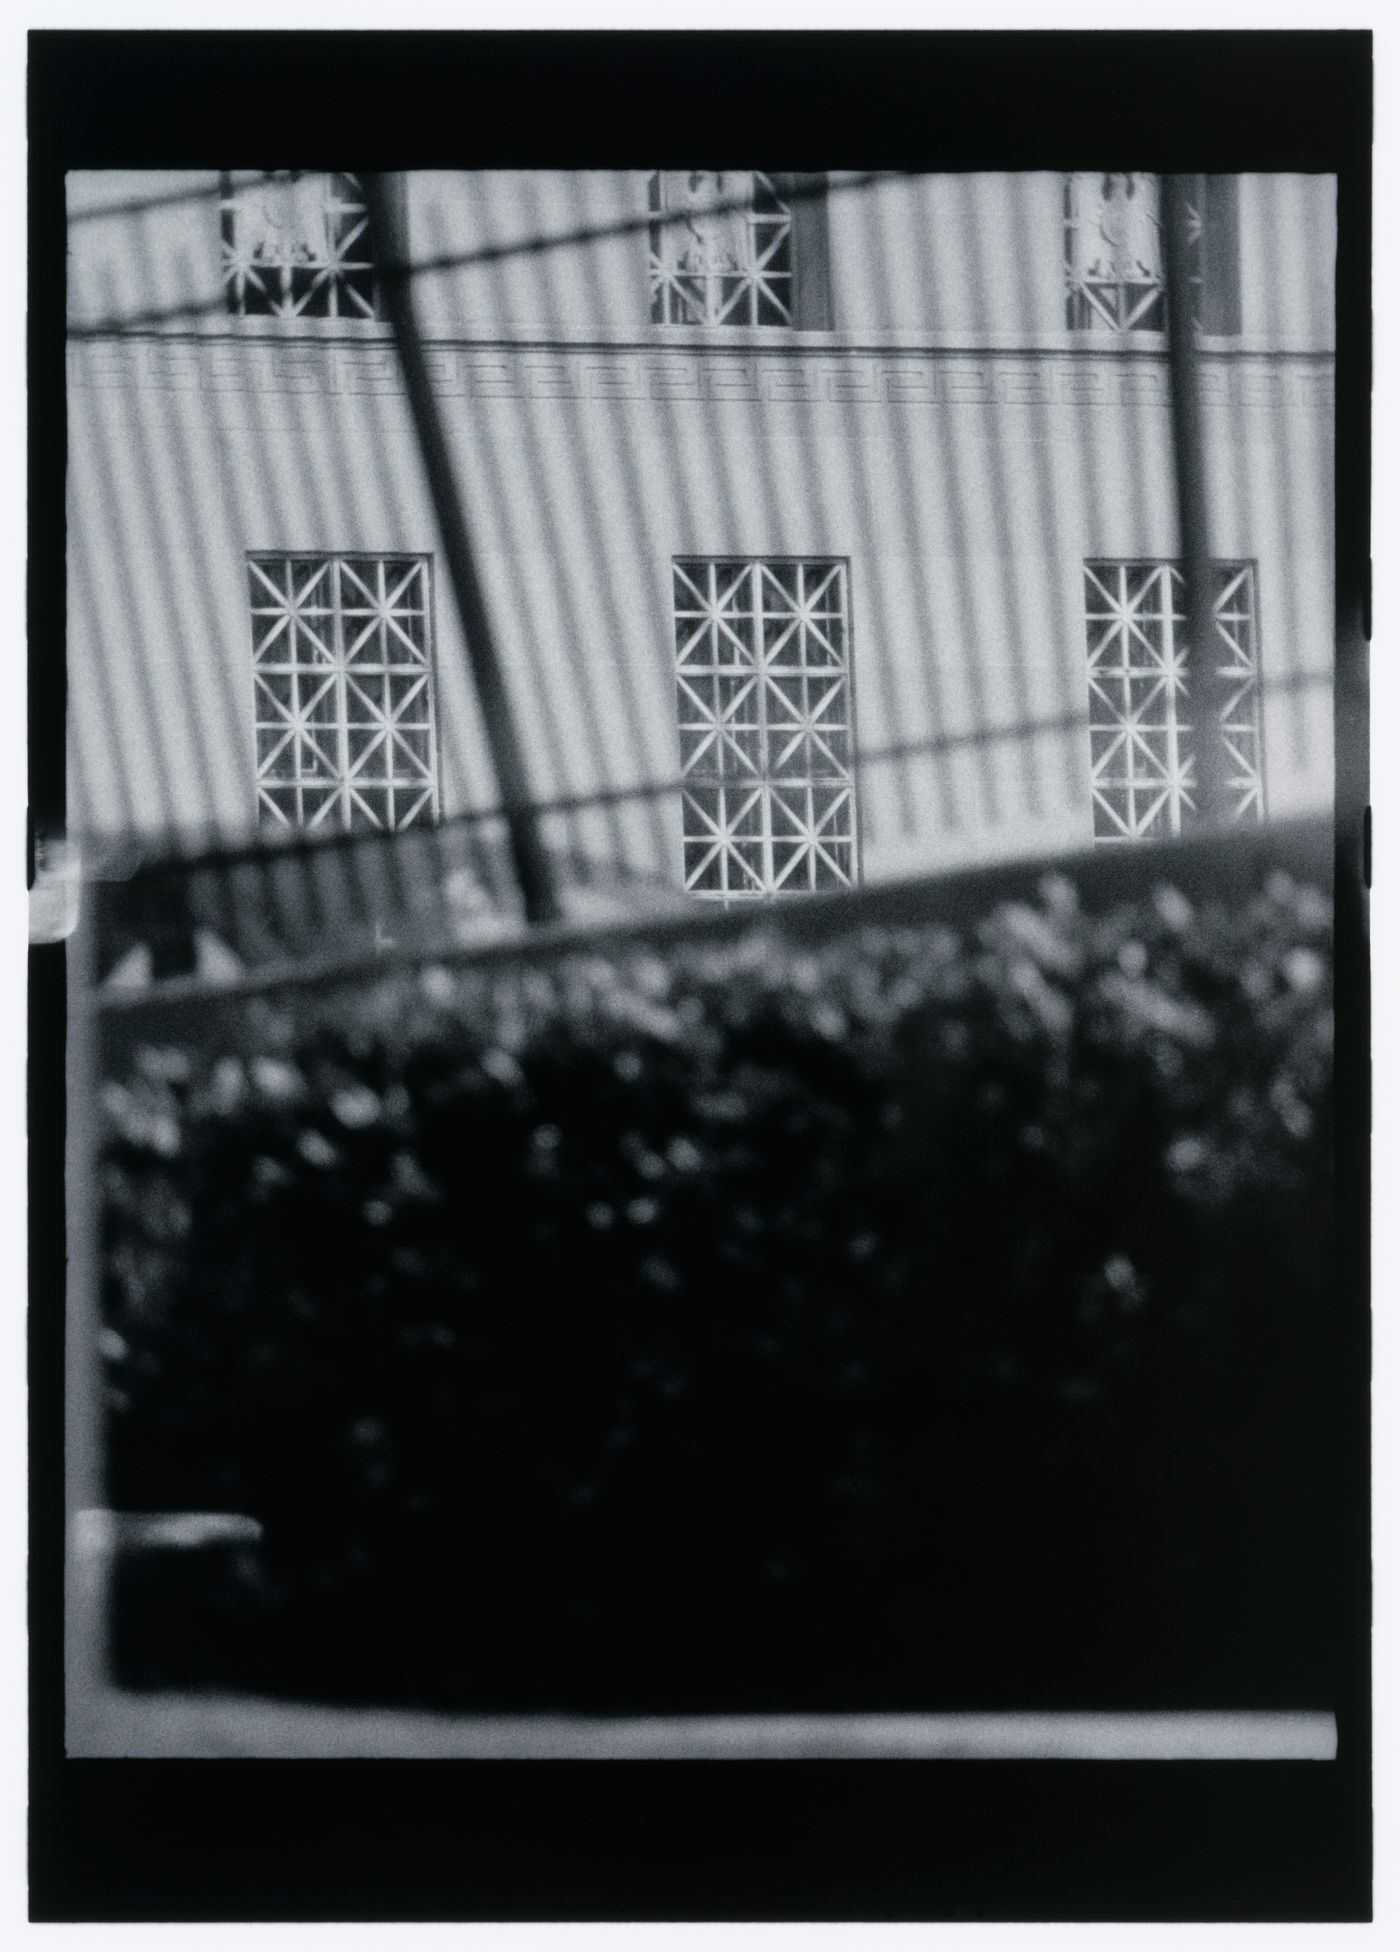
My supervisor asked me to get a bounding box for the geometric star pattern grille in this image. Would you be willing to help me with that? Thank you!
[1085,559,1264,842]
[220,171,378,319]
[1064,173,1203,333]
[249,554,438,833]
[673,558,856,898]
[648,171,794,327]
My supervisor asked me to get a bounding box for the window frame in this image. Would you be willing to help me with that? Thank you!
[1063,173,1240,338]
[219,172,382,322]
[1063,172,1194,335]
[247,550,442,835]
[1084,557,1265,842]
[647,172,832,332]
[671,554,859,901]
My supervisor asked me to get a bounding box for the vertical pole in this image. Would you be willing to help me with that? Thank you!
[361,174,562,925]
[1162,174,1234,830]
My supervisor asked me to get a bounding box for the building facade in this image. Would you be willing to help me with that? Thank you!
[66,170,1337,901]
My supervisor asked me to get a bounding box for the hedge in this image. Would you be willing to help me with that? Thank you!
[100,866,1338,1712]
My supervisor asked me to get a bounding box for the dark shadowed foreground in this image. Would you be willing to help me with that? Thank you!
[96,845,1337,1720]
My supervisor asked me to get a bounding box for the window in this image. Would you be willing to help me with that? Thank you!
[1085,560,1264,841]
[1064,174,1239,335]
[221,172,378,319]
[648,172,796,327]
[249,555,438,832]
[673,558,856,898]
[1064,173,1190,332]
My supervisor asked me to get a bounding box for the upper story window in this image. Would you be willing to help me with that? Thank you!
[221,172,379,319]
[1064,174,1240,335]
[649,171,806,328]
[250,554,438,832]
[1065,173,1182,332]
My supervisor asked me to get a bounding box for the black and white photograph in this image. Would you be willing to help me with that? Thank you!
[26,19,1374,1926]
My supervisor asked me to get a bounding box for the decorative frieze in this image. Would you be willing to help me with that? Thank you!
[941,366,997,403]
[1058,366,1118,404]
[68,338,1337,413]
[336,348,406,395]
[647,359,703,400]
[1117,368,1170,405]
[997,366,1055,403]
[884,363,939,403]
[1236,370,1286,406]
[585,360,647,399]
[702,361,761,400]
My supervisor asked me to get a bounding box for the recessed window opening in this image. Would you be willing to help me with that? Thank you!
[673,556,857,898]
[249,553,439,832]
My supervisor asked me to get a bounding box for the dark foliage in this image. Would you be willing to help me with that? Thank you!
[100,868,1337,1711]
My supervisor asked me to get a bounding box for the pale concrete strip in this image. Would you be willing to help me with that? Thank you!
[76,1690,1338,1761]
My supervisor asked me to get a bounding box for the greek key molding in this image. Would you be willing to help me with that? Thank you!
[68,340,1337,412]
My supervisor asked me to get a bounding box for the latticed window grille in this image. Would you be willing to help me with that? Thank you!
[249,555,439,832]
[673,558,856,898]
[649,172,795,327]
[1086,560,1264,842]
[1064,174,1203,332]
[221,172,378,319]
